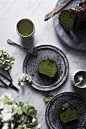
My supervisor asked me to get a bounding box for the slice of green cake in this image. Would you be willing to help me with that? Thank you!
[58,9,77,32]
[58,103,78,123]
[38,59,57,78]
[71,8,79,29]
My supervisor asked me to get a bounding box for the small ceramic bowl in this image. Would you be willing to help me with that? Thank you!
[16,18,35,38]
[71,70,86,88]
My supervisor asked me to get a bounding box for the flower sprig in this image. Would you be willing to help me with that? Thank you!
[0,93,41,129]
[0,48,14,70]
[18,73,32,86]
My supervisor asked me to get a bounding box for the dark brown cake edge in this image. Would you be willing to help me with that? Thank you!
[58,103,77,116]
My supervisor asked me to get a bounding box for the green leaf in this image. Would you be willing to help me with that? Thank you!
[18,106,23,115]
[10,61,14,64]
[16,126,25,129]
[23,105,36,116]
[28,109,37,117]
[0,60,2,64]
[10,56,14,61]
[5,59,10,63]
[4,65,11,70]
[0,51,2,56]
[43,92,54,102]
[3,52,7,56]
[2,48,6,52]
[26,123,35,128]
[23,105,28,114]
[0,93,13,104]
[19,102,24,107]
[14,101,20,106]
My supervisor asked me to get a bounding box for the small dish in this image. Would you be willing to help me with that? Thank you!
[71,70,86,88]
[16,18,35,38]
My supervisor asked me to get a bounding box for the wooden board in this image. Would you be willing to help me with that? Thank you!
[53,0,86,51]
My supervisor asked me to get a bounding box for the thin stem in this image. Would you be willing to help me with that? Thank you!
[21,116,28,126]
[7,70,12,82]
[75,81,81,86]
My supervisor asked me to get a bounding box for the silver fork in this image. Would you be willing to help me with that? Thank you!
[7,39,38,56]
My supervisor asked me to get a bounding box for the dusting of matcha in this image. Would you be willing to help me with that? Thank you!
[38,59,57,78]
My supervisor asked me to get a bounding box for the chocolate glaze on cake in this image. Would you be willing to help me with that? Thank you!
[58,103,77,116]
[59,0,86,31]
[73,1,86,29]
[38,59,57,67]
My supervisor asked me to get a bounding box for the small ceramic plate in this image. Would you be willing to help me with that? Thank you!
[71,70,86,88]
[45,92,86,129]
[23,45,69,91]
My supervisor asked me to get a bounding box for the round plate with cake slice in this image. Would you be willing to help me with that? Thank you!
[45,92,86,129]
[23,45,69,91]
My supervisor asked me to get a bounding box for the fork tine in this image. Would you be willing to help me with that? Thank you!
[28,49,38,56]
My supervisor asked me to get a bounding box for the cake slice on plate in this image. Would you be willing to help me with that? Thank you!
[38,59,57,78]
[58,103,78,123]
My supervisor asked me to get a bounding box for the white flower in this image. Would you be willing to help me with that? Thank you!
[12,103,18,111]
[2,61,5,65]
[32,118,36,123]
[2,112,13,122]
[10,61,14,64]
[36,123,42,129]
[2,104,10,113]
[0,102,4,109]
[22,73,26,78]
[1,57,4,60]
[18,73,32,86]
[28,76,32,83]
[1,103,18,122]
[20,82,24,86]
[2,123,9,129]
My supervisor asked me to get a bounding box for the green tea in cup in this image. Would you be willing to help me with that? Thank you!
[16,19,35,38]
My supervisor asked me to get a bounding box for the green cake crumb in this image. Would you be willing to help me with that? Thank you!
[58,103,78,124]
[60,108,78,123]
[58,10,74,32]
[38,59,57,78]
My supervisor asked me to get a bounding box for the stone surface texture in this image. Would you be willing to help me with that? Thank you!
[0,0,86,129]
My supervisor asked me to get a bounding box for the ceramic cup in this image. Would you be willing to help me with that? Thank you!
[71,70,86,88]
[16,18,35,38]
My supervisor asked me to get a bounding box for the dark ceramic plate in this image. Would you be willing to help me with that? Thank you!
[45,92,86,129]
[53,0,86,51]
[23,45,69,91]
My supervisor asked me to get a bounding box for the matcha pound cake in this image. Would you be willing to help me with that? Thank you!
[58,103,78,123]
[58,9,76,32]
[38,59,57,78]
[58,0,86,32]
